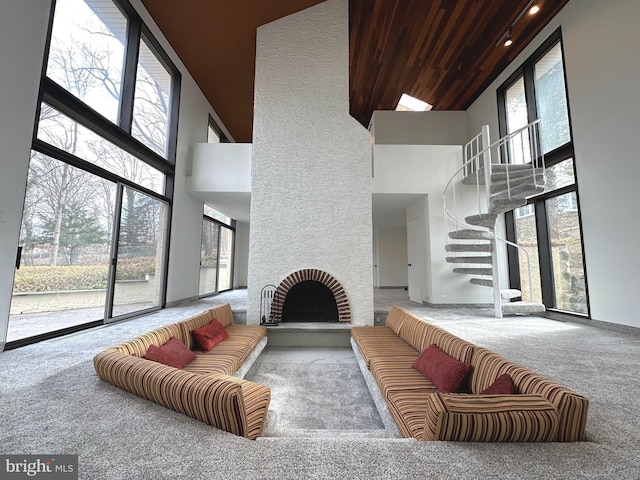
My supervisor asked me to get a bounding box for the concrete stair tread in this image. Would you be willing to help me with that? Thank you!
[446,255,493,264]
[446,243,493,252]
[448,229,494,240]
[501,301,546,315]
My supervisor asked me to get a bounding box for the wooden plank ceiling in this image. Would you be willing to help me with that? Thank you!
[349,0,569,128]
[141,0,568,142]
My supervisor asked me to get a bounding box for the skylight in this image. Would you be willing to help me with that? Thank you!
[396,93,433,112]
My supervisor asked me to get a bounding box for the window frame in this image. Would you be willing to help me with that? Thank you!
[8,0,181,348]
[208,114,229,143]
[199,210,236,297]
[497,28,590,317]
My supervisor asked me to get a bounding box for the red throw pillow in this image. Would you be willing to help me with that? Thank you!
[412,344,471,393]
[480,373,515,395]
[143,337,196,369]
[192,318,229,352]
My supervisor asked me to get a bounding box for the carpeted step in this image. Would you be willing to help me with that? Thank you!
[446,243,493,252]
[446,255,493,264]
[491,167,544,182]
[462,165,542,185]
[465,213,498,228]
[490,183,545,201]
[448,229,494,240]
[453,267,493,276]
[489,197,527,214]
[502,301,546,315]
[501,289,522,300]
[470,278,493,287]
[468,282,523,301]
[490,174,545,194]
[260,428,402,439]
[491,163,537,173]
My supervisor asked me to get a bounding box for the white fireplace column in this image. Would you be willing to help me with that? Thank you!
[247,0,373,326]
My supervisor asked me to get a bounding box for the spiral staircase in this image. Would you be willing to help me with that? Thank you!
[443,122,547,317]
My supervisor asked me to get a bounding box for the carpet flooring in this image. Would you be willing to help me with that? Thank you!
[1,289,640,479]
[246,361,386,437]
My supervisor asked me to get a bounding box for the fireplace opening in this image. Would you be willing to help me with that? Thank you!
[281,280,339,322]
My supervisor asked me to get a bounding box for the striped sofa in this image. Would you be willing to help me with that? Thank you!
[351,305,588,442]
[93,303,270,440]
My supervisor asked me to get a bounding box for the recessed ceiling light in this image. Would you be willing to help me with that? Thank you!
[396,93,433,112]
[529,3,541,15]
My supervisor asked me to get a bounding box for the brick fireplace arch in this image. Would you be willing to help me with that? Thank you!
[271,269,351,323]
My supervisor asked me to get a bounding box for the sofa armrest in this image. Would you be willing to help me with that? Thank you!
[422,393,559,442]
[212,375,271,440]
[94,349,253,438]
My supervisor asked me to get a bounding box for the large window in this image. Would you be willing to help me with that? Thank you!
[199,206,235,296]
[8,0,180,347]
[498,30,588,316]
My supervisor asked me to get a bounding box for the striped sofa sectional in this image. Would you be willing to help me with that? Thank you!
[93,303,270,440]
[351,305,589,442]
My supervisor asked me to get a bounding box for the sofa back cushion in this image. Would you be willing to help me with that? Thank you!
[178,304,235,349]
[469,347,514,394]
[116,323,183,357]
[422,323,475,364]
[385,305,407,335]
[178,309,218,349]
[209,303,235,328]
[396,312,429,351]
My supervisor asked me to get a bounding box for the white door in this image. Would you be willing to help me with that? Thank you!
[407,215,422,303]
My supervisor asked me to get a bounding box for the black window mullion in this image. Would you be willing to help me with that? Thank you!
[32,138,170,205]
[41,83,173,175]
[166,73,181,167]
[504,210,521,292]
[119,17,141,133]
[534,201,555,308]
[105,183,125,320]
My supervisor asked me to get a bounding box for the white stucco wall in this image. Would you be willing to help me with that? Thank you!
[371,111,468,145]
[467,0,640,328]
[373,144,491,305]
[248,0,373,325]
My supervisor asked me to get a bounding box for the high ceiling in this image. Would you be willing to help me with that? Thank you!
[141,0,568,143]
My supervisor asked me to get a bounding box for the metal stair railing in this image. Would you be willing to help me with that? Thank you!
[442,120,544,317]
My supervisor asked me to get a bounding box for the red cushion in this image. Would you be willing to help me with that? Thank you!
[480,373,515,395]
[192,318,229,352]
[411,344,471,393]
[143,337,196,369]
